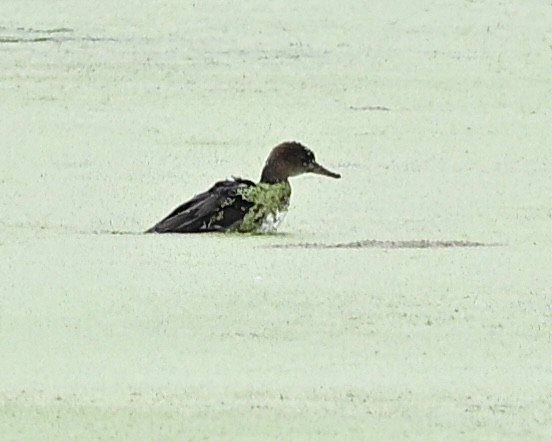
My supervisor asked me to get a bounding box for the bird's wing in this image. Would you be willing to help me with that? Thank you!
[145,178,256,233]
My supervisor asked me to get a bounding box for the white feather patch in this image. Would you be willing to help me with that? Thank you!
[259,210,288,232]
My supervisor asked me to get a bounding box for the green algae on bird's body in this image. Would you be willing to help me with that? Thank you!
[236,181,291,232]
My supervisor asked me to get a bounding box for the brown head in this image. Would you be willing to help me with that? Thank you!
[260,141,341,183]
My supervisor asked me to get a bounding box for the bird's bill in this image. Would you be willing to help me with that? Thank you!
[308,162,341,179]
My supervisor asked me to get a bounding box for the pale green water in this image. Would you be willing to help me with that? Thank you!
[1,1,552,440]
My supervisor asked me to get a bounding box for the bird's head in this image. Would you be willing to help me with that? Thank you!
[260,141,341,183]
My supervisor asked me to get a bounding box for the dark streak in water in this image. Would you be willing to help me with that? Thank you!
[27,27,74,34]
[349,105,391,112]
[267,239,500,249]
[89,230,142,235]
[0,26,116,44]
[1,37,54,43]
[0,36,117,43]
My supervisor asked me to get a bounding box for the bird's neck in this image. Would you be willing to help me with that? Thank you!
[260,161,290,184]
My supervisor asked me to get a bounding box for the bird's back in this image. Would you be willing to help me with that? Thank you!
[145,178,256,233]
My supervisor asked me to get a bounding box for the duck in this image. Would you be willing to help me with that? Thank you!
[145,141,341,233]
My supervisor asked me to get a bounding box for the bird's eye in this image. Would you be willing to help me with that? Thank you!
[302,161,308,167]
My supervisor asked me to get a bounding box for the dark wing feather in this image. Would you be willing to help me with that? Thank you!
[145,178,255,233]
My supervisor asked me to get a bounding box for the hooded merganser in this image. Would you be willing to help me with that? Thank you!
[145,141,341,233]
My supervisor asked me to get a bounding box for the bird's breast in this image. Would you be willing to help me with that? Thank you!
[259,209,288,232]
[237,181,291,233]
